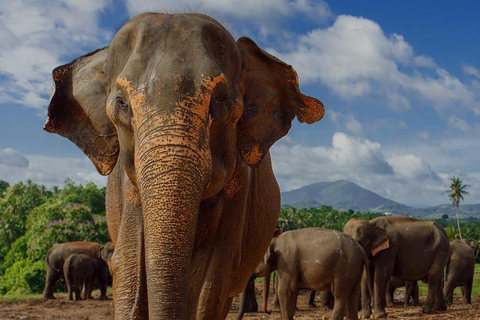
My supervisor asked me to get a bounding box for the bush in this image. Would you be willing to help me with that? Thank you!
[0,259,45,295]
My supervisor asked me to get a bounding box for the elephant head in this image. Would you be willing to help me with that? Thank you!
[343,218,390,257]
[45,13,324,318]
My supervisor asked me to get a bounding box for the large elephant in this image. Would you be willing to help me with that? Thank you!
[254,228,369,320]
[444,239,475,305]
[43,241,113,300]
[343,216,450,318]
[44,12,324,319]
[64,251,96,301]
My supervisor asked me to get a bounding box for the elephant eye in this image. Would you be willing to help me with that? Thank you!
[214,93,227,104]
[116,97,129,110]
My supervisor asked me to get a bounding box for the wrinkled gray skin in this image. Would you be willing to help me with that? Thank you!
[44,12,324,319]
[386,277,419,307]
[64,251,96,301]
[343,216,450,318]
[43,241,114,300]
[254,228,369,320]
[444,239,475,305]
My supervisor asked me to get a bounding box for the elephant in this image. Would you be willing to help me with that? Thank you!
[253,228,369,320]
[343,216,450,318]
[43,241,113,300]
[64,251,96,301]
[386,277,419,307]
[44,12,324,319]
[444,239,475,305]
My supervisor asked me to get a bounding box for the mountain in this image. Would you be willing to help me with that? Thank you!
[281,180,480,219]
[281,180,412,214]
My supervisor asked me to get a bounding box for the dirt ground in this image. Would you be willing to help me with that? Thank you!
[1,287,479,320]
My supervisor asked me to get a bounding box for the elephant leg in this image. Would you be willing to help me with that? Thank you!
[110,201,148,320]
[84,277,95,300]
[360,266,373,318]
[318,291,333,310]
[463,276,473,304]
[423,266,447,313]
[96,267,108,300]
[443,278,454,306]
[330,289,347,320]
[74,279,82,301]
[277,275,298,320]
[307,290,316,308]
[404,281,414,306]
[385,281,395,307]
[43,268,60,299]
[66,277,73,301]
[372,265,392,318]
[345,282,361,320]
[412,281,419,306]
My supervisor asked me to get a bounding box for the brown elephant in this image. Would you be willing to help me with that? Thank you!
[254,228,369,320]
[44,12,324,319]
[386,277,419,307]
[343,216,450,318]
[43,241,113,300]
[444,239,475,305]
[64,251,96,301]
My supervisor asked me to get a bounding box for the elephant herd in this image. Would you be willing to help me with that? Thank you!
[42,241,114,301]
[237,216,476,320]
[42,10,476,320]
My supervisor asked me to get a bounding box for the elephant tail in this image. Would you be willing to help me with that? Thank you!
[45,247,60,273]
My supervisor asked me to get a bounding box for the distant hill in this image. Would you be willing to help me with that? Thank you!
[281,180,480,219]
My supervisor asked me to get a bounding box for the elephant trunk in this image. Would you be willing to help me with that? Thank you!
[262,275,270,314]
[136,101,212,318]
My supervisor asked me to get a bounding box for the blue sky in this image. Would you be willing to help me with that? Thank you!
[1,0,480,208]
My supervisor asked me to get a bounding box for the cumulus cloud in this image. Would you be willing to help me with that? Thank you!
[0,153,107,188]
[0,0,111,110]
[271,132,477,207]
[447,115,471,132]
[0,148,29,168]
[269,14,479,116]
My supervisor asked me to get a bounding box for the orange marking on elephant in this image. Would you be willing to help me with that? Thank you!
[244,144,263,165]
[117,77,146,108]
[225,178,241,199]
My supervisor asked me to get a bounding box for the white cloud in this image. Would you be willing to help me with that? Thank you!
[271,132,480,207]
[269,14,479,116]
[447,115,471,132]
[0,148,29,168]
[463,64,480,79]
[0,0,111,110]
[0,153,107,188]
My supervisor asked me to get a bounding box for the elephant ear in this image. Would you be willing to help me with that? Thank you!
[371,227,390,256]
[237,37,325,166]
[44,47,118,175]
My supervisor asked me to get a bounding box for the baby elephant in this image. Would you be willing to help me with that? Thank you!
[444,239,475,305]
[255,228,369,320]
[64,251,96,301]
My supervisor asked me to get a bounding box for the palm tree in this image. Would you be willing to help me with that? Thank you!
[443,176,470,239]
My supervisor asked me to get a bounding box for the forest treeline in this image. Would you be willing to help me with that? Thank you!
[0,179,478,296]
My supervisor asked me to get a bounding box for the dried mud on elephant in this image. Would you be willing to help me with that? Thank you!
[1,289,480,319]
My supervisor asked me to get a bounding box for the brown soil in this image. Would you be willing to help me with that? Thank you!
[0,288,478,319]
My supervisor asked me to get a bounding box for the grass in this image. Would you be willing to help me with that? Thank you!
[417,263,480,296]
[0,287,112,303]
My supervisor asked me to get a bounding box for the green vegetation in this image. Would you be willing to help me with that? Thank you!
[0,179,109,296]
[1,178,479,298]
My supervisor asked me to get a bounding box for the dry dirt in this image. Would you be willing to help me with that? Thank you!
[0,288,479,319]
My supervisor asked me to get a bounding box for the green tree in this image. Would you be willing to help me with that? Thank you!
[443,176,470,239]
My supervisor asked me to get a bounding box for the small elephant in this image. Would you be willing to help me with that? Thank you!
[43,241,113,300]
[254,228,369,320]
[343,216,450,318]
[444,239,475,305]
[386,277,419,307]
[64,251,96,301]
